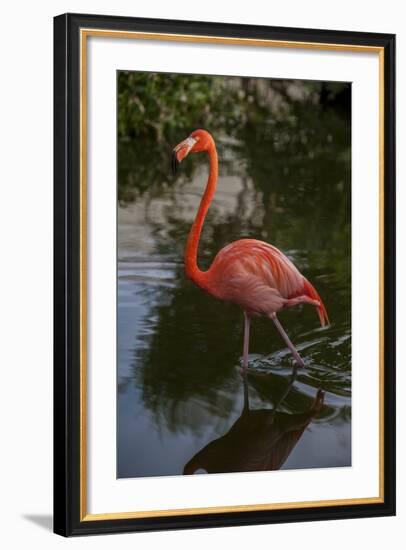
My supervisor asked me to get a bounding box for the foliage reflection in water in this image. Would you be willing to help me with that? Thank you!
[117,72,351,478]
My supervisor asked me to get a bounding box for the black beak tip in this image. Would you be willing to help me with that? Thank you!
[171,151,179,176]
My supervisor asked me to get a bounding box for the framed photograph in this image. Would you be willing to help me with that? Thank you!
[53,13,395,536]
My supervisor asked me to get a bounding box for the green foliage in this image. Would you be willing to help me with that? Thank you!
[117,71,243,201]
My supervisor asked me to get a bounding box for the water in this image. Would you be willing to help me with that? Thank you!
[117,131,351,478]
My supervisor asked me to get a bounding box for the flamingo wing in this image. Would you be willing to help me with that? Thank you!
[206,239,328,326]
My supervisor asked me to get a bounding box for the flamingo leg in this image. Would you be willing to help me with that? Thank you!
[270,313,306,368]
[242,312,251,369]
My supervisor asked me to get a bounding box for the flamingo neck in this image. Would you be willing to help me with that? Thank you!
[184,144,218,288]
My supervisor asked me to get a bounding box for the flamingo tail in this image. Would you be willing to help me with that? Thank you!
[303,279,330,328]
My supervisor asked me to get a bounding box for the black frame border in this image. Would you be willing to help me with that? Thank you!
[54,12,396,537]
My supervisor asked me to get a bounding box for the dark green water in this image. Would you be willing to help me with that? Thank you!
[117,75,351,478]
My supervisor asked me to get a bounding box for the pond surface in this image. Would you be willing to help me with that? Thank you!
[117,123,351,478]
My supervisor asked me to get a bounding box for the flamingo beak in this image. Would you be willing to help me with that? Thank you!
[171,150,179,176]
[171,136,197,176]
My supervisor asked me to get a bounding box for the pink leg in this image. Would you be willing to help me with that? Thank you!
[270,313,306,368]
[242,312,251,369]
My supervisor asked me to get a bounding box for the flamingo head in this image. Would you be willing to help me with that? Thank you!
[172,129,214,175]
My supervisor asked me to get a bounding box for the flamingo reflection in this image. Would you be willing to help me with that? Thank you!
[183,368,324,475]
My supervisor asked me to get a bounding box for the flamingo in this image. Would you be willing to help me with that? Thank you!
[172,129,329,369]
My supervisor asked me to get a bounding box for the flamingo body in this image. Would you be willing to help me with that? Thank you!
[172,129,329,368]
[203,238,328,325]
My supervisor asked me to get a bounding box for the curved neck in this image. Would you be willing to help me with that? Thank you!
[184,144,218,287]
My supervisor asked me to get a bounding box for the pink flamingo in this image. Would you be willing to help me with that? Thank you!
[172,129,329,369]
